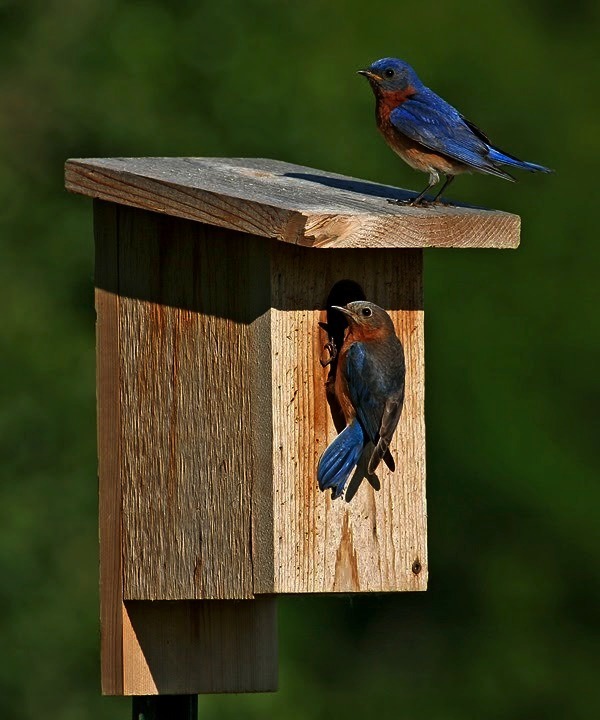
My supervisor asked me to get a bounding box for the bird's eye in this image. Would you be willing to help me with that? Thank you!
[361,307,373,317]
[384,68,395,78]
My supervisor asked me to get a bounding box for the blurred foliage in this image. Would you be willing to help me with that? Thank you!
[0,1,598,718]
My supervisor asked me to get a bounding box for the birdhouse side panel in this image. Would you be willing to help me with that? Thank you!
[114,208,271,600]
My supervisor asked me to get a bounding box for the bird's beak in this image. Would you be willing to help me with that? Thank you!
[331,305,355,319]
[357,69,382,81]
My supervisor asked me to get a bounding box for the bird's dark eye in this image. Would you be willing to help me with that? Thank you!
[361,307,373,317]
[384,68,395,78]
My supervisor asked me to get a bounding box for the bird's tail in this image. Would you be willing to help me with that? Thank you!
[317,419,365,499]
[488,147,553,173]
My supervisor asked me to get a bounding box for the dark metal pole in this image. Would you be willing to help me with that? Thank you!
[132,695,198,720]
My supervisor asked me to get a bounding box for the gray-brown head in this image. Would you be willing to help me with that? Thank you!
[332,301,396,340]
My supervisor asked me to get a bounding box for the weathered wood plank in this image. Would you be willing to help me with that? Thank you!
[121,598,278,695]
[267,246,427,593]
[94,201,124,694]
[66,157,520,249]
[117,208,271,600]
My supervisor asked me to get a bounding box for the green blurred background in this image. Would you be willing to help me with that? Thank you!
[1,1,598,718]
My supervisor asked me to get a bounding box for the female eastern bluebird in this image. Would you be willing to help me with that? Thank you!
[358,57,552,205]
[318,301,405,500]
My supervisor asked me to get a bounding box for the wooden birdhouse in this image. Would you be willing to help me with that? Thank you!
[65,157,519,698]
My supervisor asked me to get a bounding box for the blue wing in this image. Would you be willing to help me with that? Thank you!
[344,343,386,444]
[389,89,514,180]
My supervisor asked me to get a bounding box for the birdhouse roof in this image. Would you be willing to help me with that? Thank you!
[65,156,519,249]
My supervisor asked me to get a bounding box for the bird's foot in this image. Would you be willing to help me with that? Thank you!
[319,339,337,367]
[387,196,453,208]
[433,197,458,207]
[408,198,433,208]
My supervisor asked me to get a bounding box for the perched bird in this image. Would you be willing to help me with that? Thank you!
[318,301,405,500]
[358,57,552,204]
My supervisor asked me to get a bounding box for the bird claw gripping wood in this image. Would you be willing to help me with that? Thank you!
[320,339,338,367]
[319,322,338,367]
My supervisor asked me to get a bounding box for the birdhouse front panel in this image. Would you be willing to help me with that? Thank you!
[257,243,427,593]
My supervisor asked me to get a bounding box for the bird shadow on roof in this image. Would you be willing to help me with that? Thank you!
[283,171,481,209]
[284,171,415,203]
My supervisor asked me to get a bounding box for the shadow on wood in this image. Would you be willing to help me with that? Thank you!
[123,599,278,695]
[283,171,416,203]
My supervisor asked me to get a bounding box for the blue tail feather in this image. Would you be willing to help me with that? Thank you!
[318,420,365,499]
[488,147,553,173]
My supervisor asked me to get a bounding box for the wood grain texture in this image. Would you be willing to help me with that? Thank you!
[94,201,123,694]
[264,246,427,593]
[115,207,271,600]
[66,157,520,249]
[121,598,278,695]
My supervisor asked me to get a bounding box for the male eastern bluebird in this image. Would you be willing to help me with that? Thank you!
[318,301,405,500]
[358,57,552,205]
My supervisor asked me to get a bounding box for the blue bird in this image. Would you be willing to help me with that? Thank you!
[358,57,553,204]
[318,301,405,500]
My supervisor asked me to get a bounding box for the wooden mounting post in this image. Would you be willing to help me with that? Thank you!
[65,156,519,697]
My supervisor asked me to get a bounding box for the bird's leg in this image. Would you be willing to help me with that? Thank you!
[409,170,440,206]
[410,183,435,206]
[431,175,455,203]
